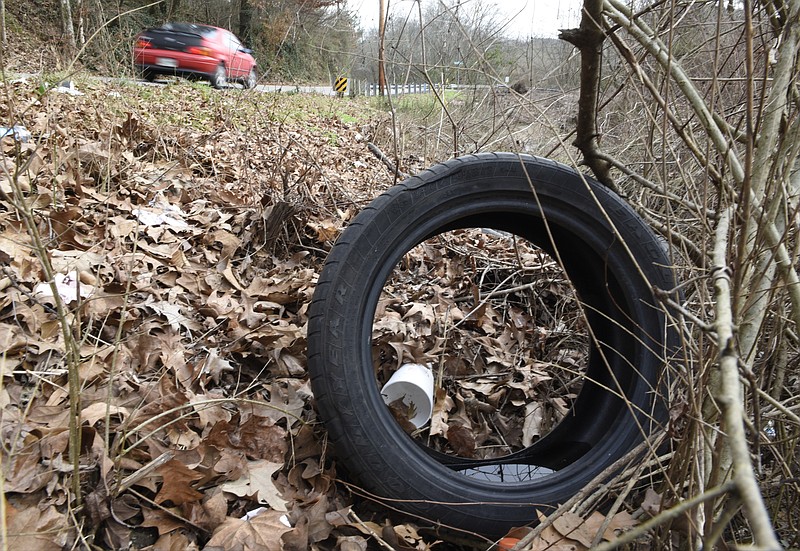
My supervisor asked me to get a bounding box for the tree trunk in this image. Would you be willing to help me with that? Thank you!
[239,0,252,45]
[166,0,180,21]
[60,0,76,53]
[378,0,386,96]
[560,0,615,190]
[76,0,84,45]
[1,0,6,46]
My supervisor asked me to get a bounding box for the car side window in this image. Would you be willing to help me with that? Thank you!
[231,34,243,53]
[220,31,232,53]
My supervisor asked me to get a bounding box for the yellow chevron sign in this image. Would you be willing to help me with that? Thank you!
[334,77,348,94]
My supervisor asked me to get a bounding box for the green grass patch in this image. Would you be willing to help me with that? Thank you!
[367,90,460,117]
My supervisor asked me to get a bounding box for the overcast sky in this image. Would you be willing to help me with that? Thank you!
[348,0,583,39]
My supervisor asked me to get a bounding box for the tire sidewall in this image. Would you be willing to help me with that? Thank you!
[308,154,673,533]
[246,69,257,89]
[212,65,227,89]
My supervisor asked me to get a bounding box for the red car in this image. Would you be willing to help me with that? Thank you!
[133,23,257,89]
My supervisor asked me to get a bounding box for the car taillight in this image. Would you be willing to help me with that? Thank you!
[135,38,151,49]
[186,46,214,57]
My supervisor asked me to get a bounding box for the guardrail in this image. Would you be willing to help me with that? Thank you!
[353,81,431,96]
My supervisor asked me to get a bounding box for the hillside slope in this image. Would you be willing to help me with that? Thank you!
[0,77,437,550]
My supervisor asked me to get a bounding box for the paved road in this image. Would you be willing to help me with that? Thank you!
[8,72,344,96]
[256,83,335,95]
[134,76,335,94]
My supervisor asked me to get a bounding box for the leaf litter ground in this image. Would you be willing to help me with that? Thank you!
[0,77,635,550]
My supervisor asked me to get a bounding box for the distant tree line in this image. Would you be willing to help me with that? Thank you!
[5,0,578,88]
[26,0,358,81]
[353,1,579,91]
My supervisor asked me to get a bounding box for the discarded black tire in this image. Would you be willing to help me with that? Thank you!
[307,153,676,537]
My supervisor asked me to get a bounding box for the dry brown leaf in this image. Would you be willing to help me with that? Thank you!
[388,397,418,434]
[203,509,292,551]
[325,507,353,528]
[198,348,236,384]
[303,494,335,543]
[179,490,231,534]
[3,440,53,493]
[522,402,544,447]
[221,263,246,291]
[600,510,638,540]
[78,356,107,382]
[5,503,70,551]
[220,459,287,511]
[336,535,369,551]
[641,487,664,517]
[381,525,419,551]
[552,511,594,548]
[283,494,334,550]
[521,511,585,550]
[306,217,341,242]
[445,423,477,457]
[153,530,199,551]
[141,507,187,536]
[207,229,241,261]
[155,460,205,506]
[429,387,452,437]
[244,381,307,427]
[190,391,233,429]
[549,509,639,548]
[349,519,385,538]
[287,423,323,461]
[81,402,130,426]
[281,515,310,551]
[0,323,28,356]
[207,415,288,461]
[393,523,422,543]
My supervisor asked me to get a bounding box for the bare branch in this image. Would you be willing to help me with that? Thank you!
[560,0,617,190]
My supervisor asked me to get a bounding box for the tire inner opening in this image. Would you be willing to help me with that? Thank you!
[371,228,591,479]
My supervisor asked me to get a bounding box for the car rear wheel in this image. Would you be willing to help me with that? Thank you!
[245,68,258,89]
[139,69,156,82]
[211,64,227,89]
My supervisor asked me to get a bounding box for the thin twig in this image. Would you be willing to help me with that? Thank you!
[711,207,781,548]
[115,451,175,495]
[348,510,397,551]
[593,482,736,551]
[367,141,410,179]
[511,435,665,550]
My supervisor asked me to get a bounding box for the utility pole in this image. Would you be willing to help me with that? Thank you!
[378,0,386,96]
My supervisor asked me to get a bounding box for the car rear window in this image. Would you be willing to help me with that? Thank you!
[155,23,217,38]
[138,23,218,51]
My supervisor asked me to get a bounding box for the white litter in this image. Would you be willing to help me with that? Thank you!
[33,271,95,304]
